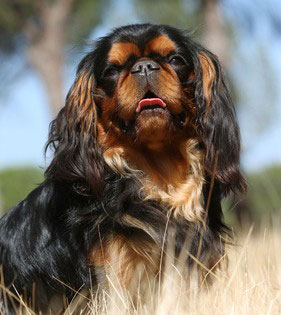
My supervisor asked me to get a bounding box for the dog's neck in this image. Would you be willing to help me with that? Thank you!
[124,144,188,190]
[103,138,205,222]
[103,138,202,189]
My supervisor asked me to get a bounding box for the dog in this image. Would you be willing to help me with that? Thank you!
[0,24,246,313]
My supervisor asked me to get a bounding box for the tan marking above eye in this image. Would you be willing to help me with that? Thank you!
[108,42,141,65]
[144,35,176,57]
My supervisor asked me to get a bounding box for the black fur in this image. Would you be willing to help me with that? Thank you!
[0,24,245,313]
[0,171,225,313]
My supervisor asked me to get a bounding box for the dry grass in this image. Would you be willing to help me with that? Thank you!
[85,228,281,315]
[2,228,281,314]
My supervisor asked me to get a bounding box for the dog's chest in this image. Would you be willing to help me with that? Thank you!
[88,233,161,293]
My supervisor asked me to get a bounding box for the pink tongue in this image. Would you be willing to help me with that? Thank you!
[136,98,166,113]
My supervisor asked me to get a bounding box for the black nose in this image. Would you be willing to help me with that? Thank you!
[130,59,160,75]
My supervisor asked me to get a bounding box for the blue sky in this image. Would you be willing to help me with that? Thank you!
[0,0,280,173]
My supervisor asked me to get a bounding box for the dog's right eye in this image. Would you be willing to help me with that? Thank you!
[103,66,120,78]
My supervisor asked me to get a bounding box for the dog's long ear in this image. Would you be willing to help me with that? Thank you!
[45,53,104,195]
[194,50,246,196]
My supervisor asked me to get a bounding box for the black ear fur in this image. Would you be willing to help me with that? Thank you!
[194,50,246,196]
[45,54,104,195]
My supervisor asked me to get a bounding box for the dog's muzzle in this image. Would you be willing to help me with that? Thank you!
[130,59,160,90]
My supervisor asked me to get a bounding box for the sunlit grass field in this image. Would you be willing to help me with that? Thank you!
[1,227,281,314]
[87,229,281,315]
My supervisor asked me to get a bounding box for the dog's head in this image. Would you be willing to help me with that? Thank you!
[46,24,246,199]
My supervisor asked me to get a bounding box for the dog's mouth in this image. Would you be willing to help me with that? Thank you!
[117,91,187,134]
[136,92,167,114]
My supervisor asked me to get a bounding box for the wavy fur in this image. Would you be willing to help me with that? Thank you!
[0,24,245,314]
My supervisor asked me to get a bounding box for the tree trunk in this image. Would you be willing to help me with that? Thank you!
[24,0,75,117]
[201,0,231,68]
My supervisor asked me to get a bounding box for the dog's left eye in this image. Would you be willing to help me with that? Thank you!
[103,66,120,78]
[169,55,186,66]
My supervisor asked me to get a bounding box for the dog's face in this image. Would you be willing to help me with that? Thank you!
[93,26,196,149]
[47,24,246,199]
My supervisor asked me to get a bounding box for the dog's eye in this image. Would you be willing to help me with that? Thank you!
[103,66,119,78]
[169,55,186,66]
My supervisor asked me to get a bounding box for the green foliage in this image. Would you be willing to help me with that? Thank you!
[69,0,108,43]
[247,165,281,216]
[0,0,106,55]
[0,0,36,53]
[219,165,281,230]
[132,0,201,33]
[224,165,281,230]
[0,1,35,34]
[0,167,43,215]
